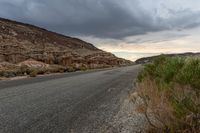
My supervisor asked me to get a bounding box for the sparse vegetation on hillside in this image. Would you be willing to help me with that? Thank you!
[0,63,111,79]
[136,55,200,132]
[0,64,68,78]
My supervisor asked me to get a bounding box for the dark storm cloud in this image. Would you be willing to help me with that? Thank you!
[0,0,200,39]
[126,33,189,44]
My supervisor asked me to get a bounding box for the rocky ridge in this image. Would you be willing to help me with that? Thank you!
[135,52,200,64]
[0,17,131,69]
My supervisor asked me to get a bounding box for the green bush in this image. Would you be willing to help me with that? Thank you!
[29,69,38,77]
[137,55,200,132]
[66,65,76,72]
[0,70,16,77]
[67,67,76,72]
[79,64,88,71]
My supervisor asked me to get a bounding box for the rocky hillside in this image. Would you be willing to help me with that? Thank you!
[0,18,131,69]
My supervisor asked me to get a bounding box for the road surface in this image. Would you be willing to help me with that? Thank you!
[0,65,140,133]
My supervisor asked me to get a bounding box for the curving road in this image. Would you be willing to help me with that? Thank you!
[0,65,140,133]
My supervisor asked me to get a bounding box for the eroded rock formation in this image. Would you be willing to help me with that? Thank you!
[0,18,132,68]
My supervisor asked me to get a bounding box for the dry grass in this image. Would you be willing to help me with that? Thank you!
[137,78,174,129]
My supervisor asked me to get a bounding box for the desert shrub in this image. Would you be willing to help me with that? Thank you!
[136,55,200,132]
[0,64,69,78]
[0,71,4,77]
[66,67,76,72]
[19,65,29,75]
[29,69,38,77]
[0,70,16,77]
[66,65,76,72]
[13,65,38,77]
[79,64,88,71]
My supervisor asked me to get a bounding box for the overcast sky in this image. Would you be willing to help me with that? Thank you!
[1,0,200,60]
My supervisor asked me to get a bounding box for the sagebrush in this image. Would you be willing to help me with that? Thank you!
[136,55,200,133]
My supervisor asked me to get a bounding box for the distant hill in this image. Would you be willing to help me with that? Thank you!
[0,17,131,69]
[135,52,200,64]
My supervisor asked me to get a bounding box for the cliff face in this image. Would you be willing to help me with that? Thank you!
[0,18,131,68]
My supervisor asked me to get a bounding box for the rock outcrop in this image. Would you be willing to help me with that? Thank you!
[0,18,131,68]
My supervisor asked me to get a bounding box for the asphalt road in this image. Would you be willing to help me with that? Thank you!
[0,65,141,133]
